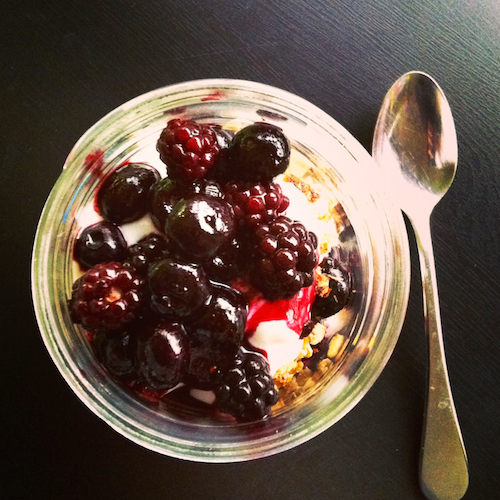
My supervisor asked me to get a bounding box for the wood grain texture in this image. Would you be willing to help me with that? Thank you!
[1,0,499,498]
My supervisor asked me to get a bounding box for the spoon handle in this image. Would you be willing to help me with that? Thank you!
[411,214,469,500]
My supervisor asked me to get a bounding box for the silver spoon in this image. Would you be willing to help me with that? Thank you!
[372,71,468,500]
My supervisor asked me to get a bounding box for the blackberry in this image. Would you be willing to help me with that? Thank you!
[73,221,127,269]
[250,216,318,301]
[157,118,225,182]
[224,181,289,229]
[148,258,212,317]
[166,194,235,261]
[136,321,189,391]
[224,123,290,183]
[312,256,352,318]
[69,262,144,331]
[124,233,168,274]
[97,163,160,224]
[215,347,278,421]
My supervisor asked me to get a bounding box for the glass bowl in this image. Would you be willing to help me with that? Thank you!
[32,79,410,462]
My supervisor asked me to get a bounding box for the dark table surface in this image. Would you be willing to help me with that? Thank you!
[2,1,499,499]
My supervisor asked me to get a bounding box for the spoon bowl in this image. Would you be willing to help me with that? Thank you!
[373,71,458,216]
[373,71,468,500]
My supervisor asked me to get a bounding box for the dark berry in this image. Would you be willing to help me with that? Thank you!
[203,126,233,182]
[157,119,225,182]
[224,181,290,229]
[250,216,318,301]
[97,163,160,224]
[124,233,168,274]
[209,124,233,150]
[184,344,223,390]
[215,347,278,421]
[191,178,224,199]
[148,258,211,317]
[73,221,127,269]
[92,328,137,380]
[150,176,226,233]
[165,194,235,261]
[301,334,331,372]
[225,123,290,183]
[299,319,316,339]
[149,177,181,231]
[312,256,352,318]
[187,282,247,351]
[203,237,246,283]
[183,283,247,389]
[69,262,144,331]
[136,321,189,391]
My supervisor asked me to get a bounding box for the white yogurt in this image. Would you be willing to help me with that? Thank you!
[248,320,304,376]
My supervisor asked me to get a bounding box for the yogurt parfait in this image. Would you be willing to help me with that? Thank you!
[68,118,354,422]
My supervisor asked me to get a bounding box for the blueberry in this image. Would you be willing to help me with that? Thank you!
[92,329,138,380]
[149,177,180,231]
[203,237,246,283]
[150,177,225,232]
[183,344,223,390]
[97,163,160,224]
[209,124,233,150]
[311,257,352,318]
[148,258,211,317]
[183,283,248,389]
[73,221,127,269]
[136,321,189,391]
[188,282,248,350]
[224,123,290,183]
[191,178,224,199]
[165,194,235,261]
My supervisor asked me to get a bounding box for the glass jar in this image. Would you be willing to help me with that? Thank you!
[32,79,410,462]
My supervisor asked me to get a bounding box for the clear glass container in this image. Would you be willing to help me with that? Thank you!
[32,79,410,462]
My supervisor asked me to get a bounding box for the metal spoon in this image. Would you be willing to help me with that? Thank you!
[372,71,468,500]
